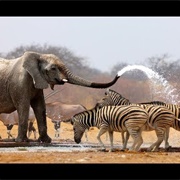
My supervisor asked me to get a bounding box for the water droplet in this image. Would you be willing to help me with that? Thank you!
[118,65,179,104]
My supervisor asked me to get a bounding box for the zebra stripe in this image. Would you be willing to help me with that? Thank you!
[72,107,99,144]
[73,104,148,151]
[97,89,176,151]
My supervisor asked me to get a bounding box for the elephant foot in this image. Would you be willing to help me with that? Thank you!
[38,134,52,143]
[15,136,29,142]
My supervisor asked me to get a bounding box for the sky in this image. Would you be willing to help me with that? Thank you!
[1,17,180,72]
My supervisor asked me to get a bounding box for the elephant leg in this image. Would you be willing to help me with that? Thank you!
[31,94,51,143]
[12,107,30,142]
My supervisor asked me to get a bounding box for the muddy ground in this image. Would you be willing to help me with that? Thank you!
[1,118,180,164]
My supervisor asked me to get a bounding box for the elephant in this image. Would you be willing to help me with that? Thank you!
[0,108,37,139]
[0,51,120,143]
[46,102,88,139]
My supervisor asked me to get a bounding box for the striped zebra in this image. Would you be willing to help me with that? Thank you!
[71,105,148,151]
[64,101,176,152]
[96,88,178,150]
[96,104,176,152]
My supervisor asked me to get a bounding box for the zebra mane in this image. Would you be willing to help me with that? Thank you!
[140,101,166,105]
[106,89,166,106]
[106,89,131,104]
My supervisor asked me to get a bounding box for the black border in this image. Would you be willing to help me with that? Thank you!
[0,1,180,180]
[0,164,180,179]
[0,1,180,16]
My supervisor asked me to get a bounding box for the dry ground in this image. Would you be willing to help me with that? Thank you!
[1,118,180,163]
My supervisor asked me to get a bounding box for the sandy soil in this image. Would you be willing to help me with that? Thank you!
[1,118,180,164]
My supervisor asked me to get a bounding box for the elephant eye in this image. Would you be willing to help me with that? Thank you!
[51,66,56,71]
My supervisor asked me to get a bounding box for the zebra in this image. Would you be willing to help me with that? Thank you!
[96,104,177,152]
[64,100,176,151]
[70,105,148,152]
[96,88,178,150]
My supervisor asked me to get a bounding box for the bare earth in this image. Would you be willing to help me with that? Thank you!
[1,119,180,164]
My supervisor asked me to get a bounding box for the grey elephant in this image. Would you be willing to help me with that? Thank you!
[0,51,121,143]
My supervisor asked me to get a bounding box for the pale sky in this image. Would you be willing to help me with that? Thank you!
[1,16,180,72]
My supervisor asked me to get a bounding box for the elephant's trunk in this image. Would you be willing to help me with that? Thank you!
[65,69,121,89]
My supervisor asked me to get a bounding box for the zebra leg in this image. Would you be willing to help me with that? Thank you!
[122,131,130,151]
[97,127,108,151]
[147,127,165,152]
[134,130,143,151]
[164,127,171,149]
[108,131,115,152]
[128,129,142,152]
[122,131,125,144]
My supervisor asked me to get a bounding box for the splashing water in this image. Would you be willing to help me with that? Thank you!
[118,65,180,104]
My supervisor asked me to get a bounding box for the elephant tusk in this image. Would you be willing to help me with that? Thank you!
[62,79,68,82]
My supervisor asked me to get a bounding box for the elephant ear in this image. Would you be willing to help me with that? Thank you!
[22,52,49,89]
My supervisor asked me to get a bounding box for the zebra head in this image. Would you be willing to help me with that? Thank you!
[73,118,87,144]
[95,96,114,108]
[96,88,131,108]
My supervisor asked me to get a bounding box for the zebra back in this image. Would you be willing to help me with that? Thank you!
[96,105,148,132]
[99,89,179,130]
[140,101,166,105]
[134,104,175,129]
[72,106,101,129]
